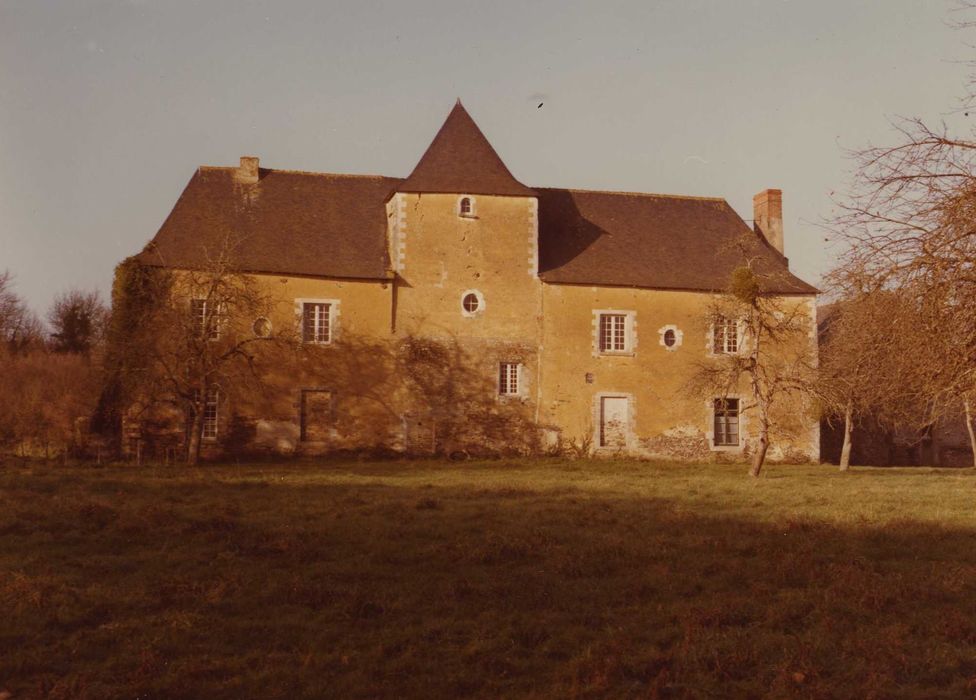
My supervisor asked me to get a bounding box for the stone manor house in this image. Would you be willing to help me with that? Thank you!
[131,101,819,460]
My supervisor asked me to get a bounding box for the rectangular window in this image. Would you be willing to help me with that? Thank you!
[713,398,739,446]
[713,316,738,354]
[498,362,520,396]
[302,302,332,344]
[599,313,627,352]
[191,299,220,340]
[300,389,333,441]
[201,386,219,440]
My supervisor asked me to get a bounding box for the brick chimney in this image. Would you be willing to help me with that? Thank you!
[753,188,784,255]
[236,156,260,184]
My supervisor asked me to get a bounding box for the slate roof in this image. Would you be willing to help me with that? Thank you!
[138,168,399,280]
[536,188,817,294]
[137,103,817,295]
[398,101,536,197]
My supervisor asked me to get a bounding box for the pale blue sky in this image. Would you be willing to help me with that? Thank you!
[0,0,968,314]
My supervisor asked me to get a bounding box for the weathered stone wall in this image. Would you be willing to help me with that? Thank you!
[539,285,819,462]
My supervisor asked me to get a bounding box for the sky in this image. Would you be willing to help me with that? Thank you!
[0,0,970,316]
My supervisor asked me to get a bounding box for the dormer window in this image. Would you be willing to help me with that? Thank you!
[458,196,475,218]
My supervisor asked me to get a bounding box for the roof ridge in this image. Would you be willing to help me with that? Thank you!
[536,185,726,202]
[197,165,399,181]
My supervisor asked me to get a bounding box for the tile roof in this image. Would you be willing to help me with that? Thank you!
[398,101,536,197]
[137,167,399,280]
[136,103,816,295]
[536,188,818,294]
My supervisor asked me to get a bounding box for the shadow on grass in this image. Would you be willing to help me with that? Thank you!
[1,464,976,699]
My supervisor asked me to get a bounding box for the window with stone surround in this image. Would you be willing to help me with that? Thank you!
[594,310,635,355]
[458,196,475,218]
[713,398,739,446]
[194,385,219,440]
[191,299,221,340]
[461,290,485,317]
[498,362,521,396]
[299,301,334,344]
[712,316,739,355]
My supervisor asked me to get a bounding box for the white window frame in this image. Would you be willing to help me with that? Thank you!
[711,316,741,355]
[296,298,339,345]
[658,324,683,352]
[198,385,219,441]
[191,298,221,341]
[498,362,523,397]
[457,195,476,218]
[707,396,746,451]
[593,310,636,356]
[461,289,485,318]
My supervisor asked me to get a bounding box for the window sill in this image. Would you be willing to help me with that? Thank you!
[597,350,635,358]
[710,443,742,452]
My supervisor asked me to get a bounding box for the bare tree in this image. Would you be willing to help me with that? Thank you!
[825,5,976,466]
[688,266,817,477]
[47,289,109,355]
[103,242,292,464]
[0,270,43,354]
[817,281,941,469]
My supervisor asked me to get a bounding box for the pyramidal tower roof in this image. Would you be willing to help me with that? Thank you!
[398,100,536,197]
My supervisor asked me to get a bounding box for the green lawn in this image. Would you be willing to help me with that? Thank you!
[2,459,976,699]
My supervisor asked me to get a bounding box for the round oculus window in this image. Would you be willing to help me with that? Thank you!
[252,317,272,338]
[663,329,676,347]
[462,292,481,314]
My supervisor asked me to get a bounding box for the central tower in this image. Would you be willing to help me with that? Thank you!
[388,101,542,344]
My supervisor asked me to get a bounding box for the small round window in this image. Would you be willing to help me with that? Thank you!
[252,317,272,338]
[461,290,484,317]
[658,324,683,351]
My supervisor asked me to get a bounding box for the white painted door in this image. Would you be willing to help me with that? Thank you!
[600,396,628,448]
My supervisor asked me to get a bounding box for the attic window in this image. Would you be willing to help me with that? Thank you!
[458,196,475,218]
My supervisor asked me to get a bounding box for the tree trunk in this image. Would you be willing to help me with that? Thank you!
[186,404,203,465]
[749,425,769,477]
[965,397,976,469]
[839,400,853,471]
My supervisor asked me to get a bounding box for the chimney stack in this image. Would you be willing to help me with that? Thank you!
[236,156,260,184]
[753,188,784,255]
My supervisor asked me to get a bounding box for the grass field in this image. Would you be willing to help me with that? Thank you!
[2,459,976,699]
